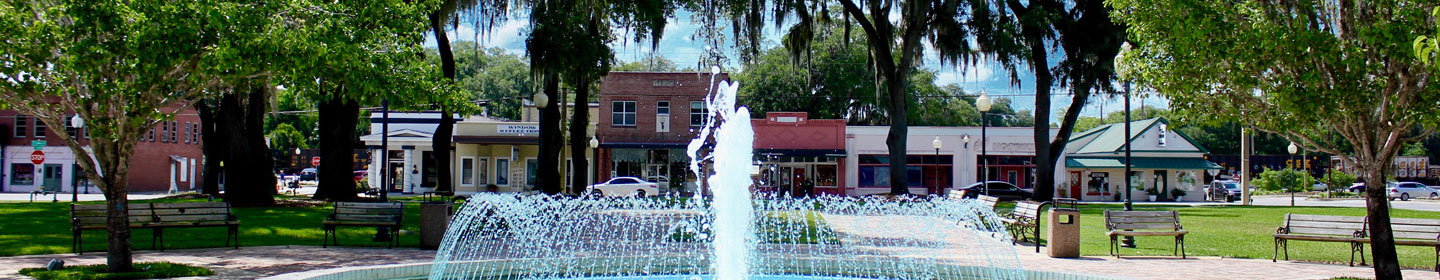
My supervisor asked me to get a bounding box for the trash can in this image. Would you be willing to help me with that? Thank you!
[421,202,454,250]
[1046,208,1081,258]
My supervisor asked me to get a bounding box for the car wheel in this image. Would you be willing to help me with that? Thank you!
[1431,193,1438,200]
[590,189,604,197]
[1401,193,1410,201]
[636,190,647,197]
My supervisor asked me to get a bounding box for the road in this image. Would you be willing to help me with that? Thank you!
[1250,194,1440,212]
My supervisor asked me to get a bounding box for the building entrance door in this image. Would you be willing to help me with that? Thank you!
[43,164,63,192]
[1068,171,1083,199]
[388,162,404,192]
[1154,170,1170,200]
[792,168,807,197]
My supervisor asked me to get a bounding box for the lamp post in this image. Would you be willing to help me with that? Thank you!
[932,137,943,196]
[1118,42,1137,248]
[589,136,599,194]
[71,115,83,202]
[1296,142,1307,204]
[976,91,992,196]
[374,99,392,242]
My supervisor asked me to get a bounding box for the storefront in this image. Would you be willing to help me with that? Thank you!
[845,126,1061,196]
[752,112,847,196]
[1063,118,1220,202]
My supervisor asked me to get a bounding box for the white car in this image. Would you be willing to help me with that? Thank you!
[1387,182,1439,201]
[587,177,660,197]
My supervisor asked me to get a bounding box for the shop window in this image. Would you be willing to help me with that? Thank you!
[13,115,26,138]
[495,159,510,186]
[525,159,539,189]
[478,158,489,186]
[858,166,890,187]
[1087,172,1110,194]
[814,165,837,186]
[10,163,35,185]
[611,101,636,126]
[461,157,475,186]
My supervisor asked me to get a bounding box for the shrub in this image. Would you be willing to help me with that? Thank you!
[1320,170,1357,192]
[19,262,213,280]
[1252,168,1314,192]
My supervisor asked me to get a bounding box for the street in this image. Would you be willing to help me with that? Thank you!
[1249,194,1440,212]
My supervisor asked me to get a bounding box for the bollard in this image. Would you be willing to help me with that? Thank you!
[1047,208,1081,258]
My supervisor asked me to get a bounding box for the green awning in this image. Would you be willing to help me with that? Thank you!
[1066,157,1221,170]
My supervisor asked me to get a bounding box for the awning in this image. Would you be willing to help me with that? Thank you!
[1066,157,1221,170]
[756,149,847,157]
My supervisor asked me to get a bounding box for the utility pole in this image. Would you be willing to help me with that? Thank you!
[1240,128,1252,205]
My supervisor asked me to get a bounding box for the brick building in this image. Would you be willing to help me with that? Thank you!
[752,112,847,196]
[595,72,728,194]
[1,110,204,193]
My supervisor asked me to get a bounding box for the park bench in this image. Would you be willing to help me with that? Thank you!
[1104,210,1187,258]
[999,200,1045,246]
[1275,214,1440,271]
[1272,214,1369,266]
[323,202,404,248]
[71,202,240,254]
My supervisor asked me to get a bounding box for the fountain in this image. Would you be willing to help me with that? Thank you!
[417,68,1107,280]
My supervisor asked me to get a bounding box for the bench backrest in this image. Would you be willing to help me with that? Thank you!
[332,202,404,223]
[72,203,158,227]
[1105,210,1182,232]
[947,190,969,201]
[1389,217,1440,241]
[149,202,234,224]
[977,195,1000,209]
[1011,201,1044,219]
[1281,214,1367,237]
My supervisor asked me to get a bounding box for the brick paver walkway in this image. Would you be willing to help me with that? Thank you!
[1,245,1434,279]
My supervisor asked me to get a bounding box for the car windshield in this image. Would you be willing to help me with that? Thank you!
[1223,183,1239,189]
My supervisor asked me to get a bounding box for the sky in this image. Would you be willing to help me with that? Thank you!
[423,10,1169,125]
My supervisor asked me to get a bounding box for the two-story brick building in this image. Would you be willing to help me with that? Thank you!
[1,110,204,193]
[595,72,728,194]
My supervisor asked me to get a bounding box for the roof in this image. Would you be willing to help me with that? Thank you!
[1066,117,1209,154]
[1066,157,1221,170]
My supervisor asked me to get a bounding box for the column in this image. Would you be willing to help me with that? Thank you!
[403,147,415,193]
[369,149,382,190]
[168,161,178,194]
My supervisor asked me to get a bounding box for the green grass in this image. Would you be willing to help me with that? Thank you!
[671,210,839,244]
[0,198,431,256]
[1017,204,1440,269]
[18,262,212,280]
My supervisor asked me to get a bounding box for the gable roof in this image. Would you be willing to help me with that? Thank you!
[1066,117,1209,154]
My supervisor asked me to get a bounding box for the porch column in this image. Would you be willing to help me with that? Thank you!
[369,149,382,190]
[403,146,415,193]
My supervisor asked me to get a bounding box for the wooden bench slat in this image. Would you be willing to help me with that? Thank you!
[1393,239,1440,246]
[155,214,232,222]
[1392,231,1440,240]
[1391,217,1440,227]
[1110,223,1180,230]
[1288,214,1367,223]
[1107,216,1178,224]
[335,202,404,208]
[149,202,230,209]
[334,208,404,215]
[1109,230,1187,237]
[1286,220,1365,230]
[1106,211,1175,217]
[150,209,230,215]
[1285,227,1364,237]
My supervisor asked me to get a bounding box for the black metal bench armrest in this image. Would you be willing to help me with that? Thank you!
[1276,226,1289,235]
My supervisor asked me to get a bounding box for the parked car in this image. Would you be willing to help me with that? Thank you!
[1208,180,1242,202]
[955,181,1032,201]
[586,177,660,197]
[300,168,318,181]
[1348,182,1367,193]
[1388,182,1439,201]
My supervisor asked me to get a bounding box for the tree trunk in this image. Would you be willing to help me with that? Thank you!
[569,78,592,195]
[221,85,276,206]
[1044,85,1094,200]
[884,69,910,195]
[1024,20,1056,202]
[313,94,361,201]
[196,99,226,196]
[93,137,135,272]
[429,12,455,194]
[1363,164,1402,279]
[538,70,564,194]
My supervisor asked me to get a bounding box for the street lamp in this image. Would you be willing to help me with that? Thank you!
[71,115,83,202]
[1117,42,1137,248]
[932,137,943,196]
[589,136,600,192]
[976,90,992,196]
[1296,141,1307,206]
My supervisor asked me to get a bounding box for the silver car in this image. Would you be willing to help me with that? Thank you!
[1387,182,1439,201]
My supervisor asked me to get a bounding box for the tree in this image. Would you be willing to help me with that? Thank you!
[268,123,309,157]
[0,0,278,272]
[724,0,976,195]
[614,55,680,72]
[968,0,1128,202]
[1402,141,1428,157]
[1115,1,1440,277]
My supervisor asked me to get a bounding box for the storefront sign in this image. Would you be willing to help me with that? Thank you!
[497,125,539,135]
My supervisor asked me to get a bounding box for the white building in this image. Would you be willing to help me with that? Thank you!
[843,126,1065,196]
[1062,117,1220,202]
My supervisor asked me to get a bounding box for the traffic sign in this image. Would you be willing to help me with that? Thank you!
[30,151,45,165]
[311,156,321,166]
[31,140,45,150]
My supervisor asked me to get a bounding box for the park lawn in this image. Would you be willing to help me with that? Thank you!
[0,198,428,257]
[1020,204,1439,270]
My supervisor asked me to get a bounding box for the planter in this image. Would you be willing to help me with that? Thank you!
[1148,195,1157,202]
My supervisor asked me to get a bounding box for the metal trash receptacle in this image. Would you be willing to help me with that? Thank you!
[421,202,454,249]
[1047,207,1081,258]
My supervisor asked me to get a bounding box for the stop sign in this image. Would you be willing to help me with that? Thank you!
[311,156,320,166]
[30,150,45,165]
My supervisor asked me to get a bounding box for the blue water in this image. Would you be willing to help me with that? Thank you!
[544,275,878,280]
